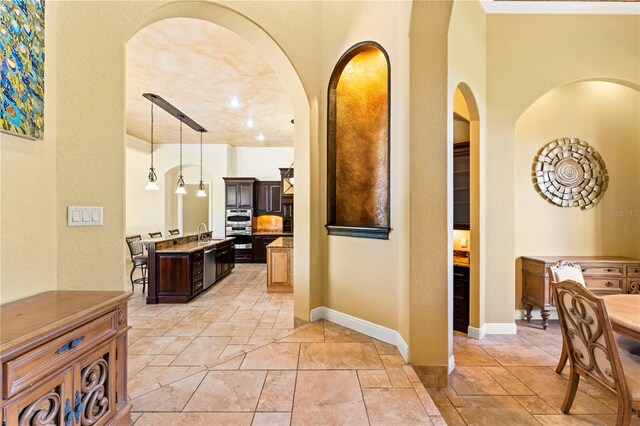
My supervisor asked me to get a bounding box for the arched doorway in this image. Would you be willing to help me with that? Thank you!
[124,3,312,321]
[452,83,482,339]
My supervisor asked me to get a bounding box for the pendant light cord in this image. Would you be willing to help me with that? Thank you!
[179,118,183,176]
[200,131,203,183]
[150,102,155,170]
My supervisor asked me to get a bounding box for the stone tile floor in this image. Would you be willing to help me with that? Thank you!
[127,264,638,425]
[127,264,444,425]
[432,321,640,426]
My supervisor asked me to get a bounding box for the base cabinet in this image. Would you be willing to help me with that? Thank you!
[1,291,132,426]
[453,265,470,333]
[266,246,293,293]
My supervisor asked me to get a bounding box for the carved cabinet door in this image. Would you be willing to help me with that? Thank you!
[71,340,117,426]
[3,367,73,426]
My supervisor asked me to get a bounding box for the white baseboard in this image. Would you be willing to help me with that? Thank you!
[485,322,518,334]
[448,355,455,374]
[310,307,409,362]
[515,308,558,321]
[467,325,486,340]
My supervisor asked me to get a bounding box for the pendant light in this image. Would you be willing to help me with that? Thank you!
[145,97,159,190]
[175,117,187,195]
[196,130,206,197]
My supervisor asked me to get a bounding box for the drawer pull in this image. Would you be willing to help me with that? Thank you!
[56,336,85,354]
[607,269,614,272]
[606,281,614,287]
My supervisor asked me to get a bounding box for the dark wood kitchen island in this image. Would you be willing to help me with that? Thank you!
[144,233,235,304]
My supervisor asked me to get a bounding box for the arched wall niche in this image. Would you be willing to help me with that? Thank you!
[514,79,640,310]
[326,41,391,240]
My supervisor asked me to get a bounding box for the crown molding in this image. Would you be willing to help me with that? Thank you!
[481,1,640,15]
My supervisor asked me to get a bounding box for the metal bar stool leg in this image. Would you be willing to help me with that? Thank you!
[130,264,136,291]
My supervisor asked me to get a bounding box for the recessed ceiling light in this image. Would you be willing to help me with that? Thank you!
[246,119,254,128]
[258,133,265,141]
[230,97,240,108]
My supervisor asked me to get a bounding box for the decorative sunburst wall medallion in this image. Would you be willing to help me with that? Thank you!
[533,137,608,210]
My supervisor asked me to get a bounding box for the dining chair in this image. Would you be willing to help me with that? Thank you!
[149,231,162,238]
[168,229,180,236]
[548,260,586,373]
[126,235,148,293]
[552,279,640,425]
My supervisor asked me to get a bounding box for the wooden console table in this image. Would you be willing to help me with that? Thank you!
[0,291,132,425]
[521,256,640,329]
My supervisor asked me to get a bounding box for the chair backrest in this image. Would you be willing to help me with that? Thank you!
[548,260,585,286]
[149,231,162,238]
[168,229,180,236]
[551,279,628,398]
[126,235,144,259]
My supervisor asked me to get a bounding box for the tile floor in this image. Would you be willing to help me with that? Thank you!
[126,264,444,425]
[431,321,640,426]
[127,265,638,425]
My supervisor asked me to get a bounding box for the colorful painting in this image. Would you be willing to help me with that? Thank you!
[1,0,45,140]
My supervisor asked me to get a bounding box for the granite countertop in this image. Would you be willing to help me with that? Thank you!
[253,230,294,236]
[140,233,197,244]
[156,237,235,253]
[266,237,293,249]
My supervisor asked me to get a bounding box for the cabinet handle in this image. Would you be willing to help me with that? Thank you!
[56,336,85,354]
[606,281,614,287]
[606,268,614,272]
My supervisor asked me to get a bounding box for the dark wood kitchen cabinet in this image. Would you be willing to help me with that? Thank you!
[255,181,282,215]
[156,249,204,303]
[282,202,294,233]
[453,265,470,333]
[215,239,235,281]
[252,235,280,263]
[454,142,470,230]
[224,178,257,209]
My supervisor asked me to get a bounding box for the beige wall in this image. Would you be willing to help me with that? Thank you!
[486,14,640,323]
[514,81,640,308]
[182,184,209,234]
[0,4,58,304]
[320,0,411,335]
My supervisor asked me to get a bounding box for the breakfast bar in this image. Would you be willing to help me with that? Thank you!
[145,233,235,304]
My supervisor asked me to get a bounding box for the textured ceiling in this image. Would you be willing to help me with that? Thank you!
[126,18,293,147]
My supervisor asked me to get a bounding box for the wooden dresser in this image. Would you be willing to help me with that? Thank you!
[0,291,132,426]
[521,256,640,329]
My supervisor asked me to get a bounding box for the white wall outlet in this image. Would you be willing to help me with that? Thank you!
[461,237,468,248]
[68,206,103,227]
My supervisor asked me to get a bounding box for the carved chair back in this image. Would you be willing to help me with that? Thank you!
[548,261,585,286]
[126,235,144,260]
[149,231,162,238]
[551,279,629,399]
[168,229,180,236]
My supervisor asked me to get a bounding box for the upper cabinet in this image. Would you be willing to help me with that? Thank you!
[326,42,391,240]
[453,142,470,230]
[223,178,257,209]
[256,181,282,215]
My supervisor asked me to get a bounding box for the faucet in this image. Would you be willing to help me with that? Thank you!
[197,223,208,242]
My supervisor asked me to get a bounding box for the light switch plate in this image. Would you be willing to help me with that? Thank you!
[461,238,468,248]
[68,206,103,227]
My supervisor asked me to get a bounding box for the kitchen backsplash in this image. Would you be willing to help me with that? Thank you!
[255,215,283,231]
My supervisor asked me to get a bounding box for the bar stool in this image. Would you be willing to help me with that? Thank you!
[126,235,147,293]
[149,231,162,238]
[168,229,180,236]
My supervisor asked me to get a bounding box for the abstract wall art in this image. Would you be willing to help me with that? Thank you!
[533,137,609,210]
[1,0,45,140]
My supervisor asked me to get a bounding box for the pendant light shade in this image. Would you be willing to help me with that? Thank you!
[145,97,159,191]
[196,130,206,197]
[175,117,187,195]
